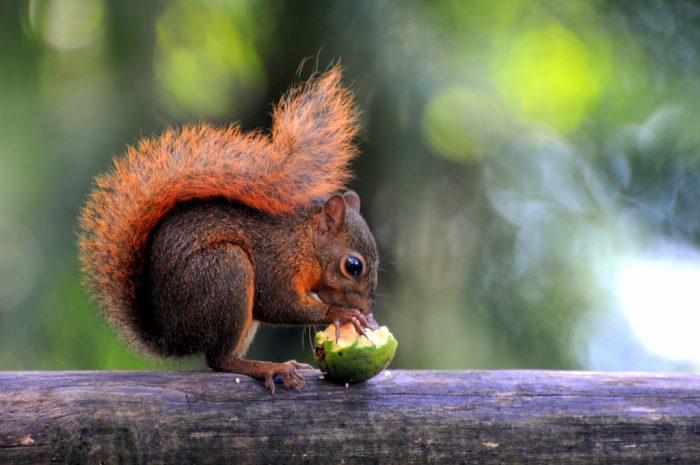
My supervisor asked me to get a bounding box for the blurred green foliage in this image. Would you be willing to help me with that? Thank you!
[1,0,700,372]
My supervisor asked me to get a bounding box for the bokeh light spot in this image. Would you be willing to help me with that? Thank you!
[616,252,700,363]
[492,24,604,133]
[28,0,104,51]
[154,0,267,118]
[422,86,505,162]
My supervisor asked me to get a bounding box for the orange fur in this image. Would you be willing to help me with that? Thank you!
[78,67,359,348]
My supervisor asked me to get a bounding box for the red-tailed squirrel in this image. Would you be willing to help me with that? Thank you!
[78,67,378,393]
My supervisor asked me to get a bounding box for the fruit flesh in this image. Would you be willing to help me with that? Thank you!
[314,323,398,383]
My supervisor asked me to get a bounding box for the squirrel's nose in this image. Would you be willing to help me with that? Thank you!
[367,296,375,314]
[367,292,376,314]
[359,295,375,315]
[358,300,370,315]
[345,292,372,315]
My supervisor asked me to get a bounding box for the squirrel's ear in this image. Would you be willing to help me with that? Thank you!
[343,190,360,211]
[318,194,346,233]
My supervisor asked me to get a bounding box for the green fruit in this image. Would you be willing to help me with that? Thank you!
[314,323,398,384]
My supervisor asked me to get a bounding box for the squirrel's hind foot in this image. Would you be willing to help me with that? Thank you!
[208,355,312,394]
[264,360,313,394]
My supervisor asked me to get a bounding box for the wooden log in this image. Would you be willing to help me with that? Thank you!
[1,370,699,464]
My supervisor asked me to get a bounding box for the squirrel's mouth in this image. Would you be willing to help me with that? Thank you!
[307,289,371,315]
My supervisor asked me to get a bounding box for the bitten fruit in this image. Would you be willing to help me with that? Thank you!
[314,323,398,383]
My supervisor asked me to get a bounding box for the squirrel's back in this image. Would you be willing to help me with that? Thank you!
[78,67,359,353]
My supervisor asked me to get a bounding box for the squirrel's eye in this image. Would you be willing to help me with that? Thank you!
[341,255,364,279]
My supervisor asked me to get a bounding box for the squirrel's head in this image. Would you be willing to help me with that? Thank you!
[310,191,378,315]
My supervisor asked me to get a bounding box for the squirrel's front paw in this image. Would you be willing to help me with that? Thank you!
[325,307,379,341]
[263,360,312,394]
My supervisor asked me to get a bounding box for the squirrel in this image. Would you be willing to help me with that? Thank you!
[78,66,378,393]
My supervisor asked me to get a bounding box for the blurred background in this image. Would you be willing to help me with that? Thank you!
[1,0,700,372]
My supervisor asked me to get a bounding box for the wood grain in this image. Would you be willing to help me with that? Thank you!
[1,370,699,464]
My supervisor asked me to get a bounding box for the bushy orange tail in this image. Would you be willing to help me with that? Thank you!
[78,67,359,347]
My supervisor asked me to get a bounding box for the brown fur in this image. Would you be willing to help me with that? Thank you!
[78,67,360,355]
[78,67,378,391]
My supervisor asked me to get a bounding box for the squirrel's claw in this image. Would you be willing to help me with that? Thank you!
[289,360,314,370]
[366,313,379,330]
[264,360,307,394]
[264,372,276,394]
[327,307,375,343]
[334,319,342,343]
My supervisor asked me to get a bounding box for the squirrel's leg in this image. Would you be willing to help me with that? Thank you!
[208,355,310,394]
[201,244,311,393]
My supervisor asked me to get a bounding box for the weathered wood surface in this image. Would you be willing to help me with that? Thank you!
[1,370,699,464]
